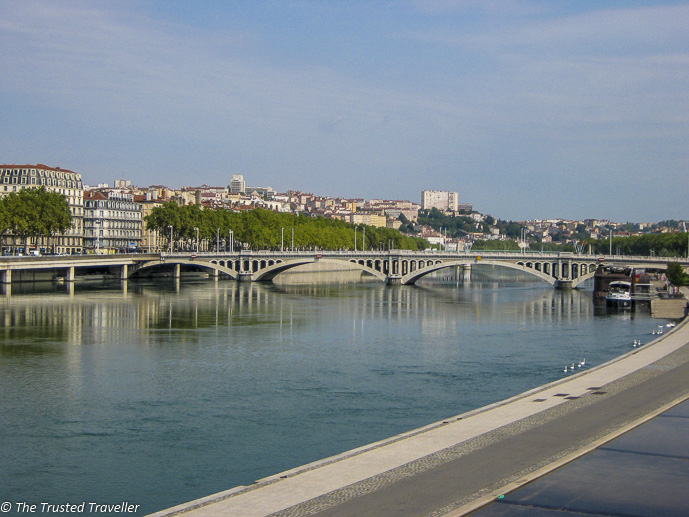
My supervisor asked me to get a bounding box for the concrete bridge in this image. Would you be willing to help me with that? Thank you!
[145,250,687,288]
[3,250,684,288]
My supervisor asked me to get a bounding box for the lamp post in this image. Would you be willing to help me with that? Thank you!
[521,227,528,254]
[169,226,173,253]
[194,227,199,252]
[228,229,234,252]
[216,228,220,252]
[354,227,358,251]
[291,228,294,251]
[609,228,613,256]
[363,226,366,251]
[281,227,284,252]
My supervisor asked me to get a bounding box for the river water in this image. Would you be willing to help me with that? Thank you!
[0,267,667,515]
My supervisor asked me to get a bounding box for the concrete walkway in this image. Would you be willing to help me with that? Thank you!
[149,310,689,517]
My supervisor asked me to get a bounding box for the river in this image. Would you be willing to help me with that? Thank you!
[0,266,668,515]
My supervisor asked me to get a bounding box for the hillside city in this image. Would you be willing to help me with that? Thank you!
[0,163,686,255]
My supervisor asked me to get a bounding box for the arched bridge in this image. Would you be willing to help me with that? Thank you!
[134,250,682,288]
[2,251,683,287]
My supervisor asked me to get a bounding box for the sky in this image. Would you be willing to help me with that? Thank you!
[1,1,688,222]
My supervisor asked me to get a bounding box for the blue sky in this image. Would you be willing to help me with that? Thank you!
[1,1,687,222]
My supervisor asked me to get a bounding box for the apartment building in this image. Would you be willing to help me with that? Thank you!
[422,190,458,212]
[83,190,143,253]
[0,164,84,254]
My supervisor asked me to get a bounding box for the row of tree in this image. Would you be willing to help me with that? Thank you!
[589,233,689,258]
[0,187,72,252]
[145,203,429,251]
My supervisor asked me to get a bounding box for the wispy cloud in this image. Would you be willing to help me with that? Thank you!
[0,1,687,220]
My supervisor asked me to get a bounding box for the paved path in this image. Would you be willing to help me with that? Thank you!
[469,398,689,516]
[149,314,689,517]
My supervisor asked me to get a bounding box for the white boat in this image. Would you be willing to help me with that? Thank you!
[606,281,632,309]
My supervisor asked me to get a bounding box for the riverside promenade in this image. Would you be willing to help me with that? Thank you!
[150,303,689,517]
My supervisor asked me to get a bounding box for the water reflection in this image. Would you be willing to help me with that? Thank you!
[0,268,665,515]
[1,278,600,348]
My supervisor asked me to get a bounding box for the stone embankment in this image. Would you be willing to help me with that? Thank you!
[651,285,688,319]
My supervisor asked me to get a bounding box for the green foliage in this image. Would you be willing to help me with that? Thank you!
[0,201,8,235]
[666,262,689,286]
[145,205,428,251]
[417,208,473,237]
[496,220,522,239]
[588,232,688,257]
[0,187,72,244]
[472,239,520,251]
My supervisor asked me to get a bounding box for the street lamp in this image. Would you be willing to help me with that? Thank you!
[291,228,294,251]
[354,227,358,251]
[281,227,284,252]
[194,227,199,252]
[216,228,220,252]
[521,228,527,254]
[228,229,234,252]
[169,226,173,253]
[363,226,366,251]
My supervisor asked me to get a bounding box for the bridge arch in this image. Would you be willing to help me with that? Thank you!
[131,260,239,280]
[401,259,558,286]
[253,258,387,283]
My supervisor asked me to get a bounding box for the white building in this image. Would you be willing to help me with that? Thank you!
[229,174,245,194]
[422,190,458,212]
[83,190,143,253]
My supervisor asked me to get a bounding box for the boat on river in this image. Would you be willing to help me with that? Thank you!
[606,281,632,309]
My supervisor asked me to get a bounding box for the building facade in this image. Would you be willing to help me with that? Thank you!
[422,190,458,212]
[229,174,245,194]
[83,191,143,253]
[0,164,84,254]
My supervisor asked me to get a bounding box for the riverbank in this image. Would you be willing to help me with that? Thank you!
[148,303,689,517]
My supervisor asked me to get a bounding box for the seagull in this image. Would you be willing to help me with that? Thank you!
[564,366,568,373]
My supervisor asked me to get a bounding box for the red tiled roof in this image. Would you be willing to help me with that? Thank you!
[84,190,108,200]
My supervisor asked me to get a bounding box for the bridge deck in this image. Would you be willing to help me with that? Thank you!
[148,304,689,517]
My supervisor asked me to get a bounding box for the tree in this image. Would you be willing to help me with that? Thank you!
[0,199,9,236]
[2,187,72,252]
[145,204,429,251]
[666,262,689,287]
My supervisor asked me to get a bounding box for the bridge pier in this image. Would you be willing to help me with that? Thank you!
[1,269,11,284]
[120,265,128,280]
[386,275,403,285]
[173,264,181,278]
[65,267,75,283]
[238,272,254,282]
[555,279,573,290]
[463,264,472,283]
